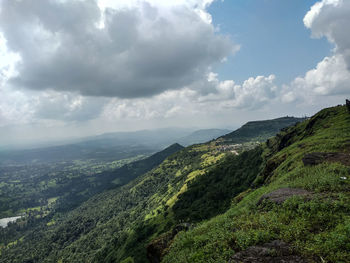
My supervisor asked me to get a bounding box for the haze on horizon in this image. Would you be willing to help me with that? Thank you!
[1,0,350,147]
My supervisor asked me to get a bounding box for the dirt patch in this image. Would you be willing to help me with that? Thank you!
[303,152,350,166]
[257,188,312,205]
[229,240,308,263]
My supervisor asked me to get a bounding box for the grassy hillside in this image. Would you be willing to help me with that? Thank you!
[163,105,350,263]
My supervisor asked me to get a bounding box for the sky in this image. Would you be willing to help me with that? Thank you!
[0,0,350,146]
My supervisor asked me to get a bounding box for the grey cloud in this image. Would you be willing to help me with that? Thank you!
[0,0,235,98]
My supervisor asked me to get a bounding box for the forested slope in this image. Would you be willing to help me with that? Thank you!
[0,143,184,262]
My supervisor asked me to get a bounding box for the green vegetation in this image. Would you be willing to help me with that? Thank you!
[1,107,346,263]
[0,141,230,262]
[0,144,183,259]
[0,155,146,219]
[173,147,263,222]
[163,105,350,263]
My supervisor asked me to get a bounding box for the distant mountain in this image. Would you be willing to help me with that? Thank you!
[219,116,306,143]
[0,128,192,164]
[84,128,194,148]
[177,129,231,146]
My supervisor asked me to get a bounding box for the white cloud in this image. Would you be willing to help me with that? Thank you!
[0,87,33,127]
[284,0,350,103]
[33,92,107,121]
[198,73,277,110]
[304,0,350,68]
[293,55,350,96]
[0,87,107,127]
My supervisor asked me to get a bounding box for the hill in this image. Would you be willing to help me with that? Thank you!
[219,116,306,143]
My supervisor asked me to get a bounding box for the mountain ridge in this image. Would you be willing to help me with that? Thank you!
[219,116,307,144]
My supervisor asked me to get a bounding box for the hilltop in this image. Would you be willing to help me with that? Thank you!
[219,116,306,143]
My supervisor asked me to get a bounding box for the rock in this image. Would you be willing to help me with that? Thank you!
[146,223,192,263]
[258,188,311,205]
[229,240,307,263]
[302,152,330,166]
[303,152,350,166]
[277,129,298,151]
[346,99,350,113]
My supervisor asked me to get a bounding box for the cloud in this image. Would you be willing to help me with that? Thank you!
[100,73,278,126]
[284,0,350,103]
[0,0,236,98]
[33,92,107,121]
[292,55,350,96]
[0,86,33,127]
[198,73,277,110]
[0,87,107,126]
[102,88,199,121]
[304,0,350,68]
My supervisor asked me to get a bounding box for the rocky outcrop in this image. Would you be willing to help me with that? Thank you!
[277,129,298,151]
[229,240,307,263]
[253,155,287,186]
[303,152,350,166]
[346,99,350,113]
[147,223,192,263]
[257,188,312,205]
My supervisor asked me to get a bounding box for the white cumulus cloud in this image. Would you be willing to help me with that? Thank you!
[285,0,350,103]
